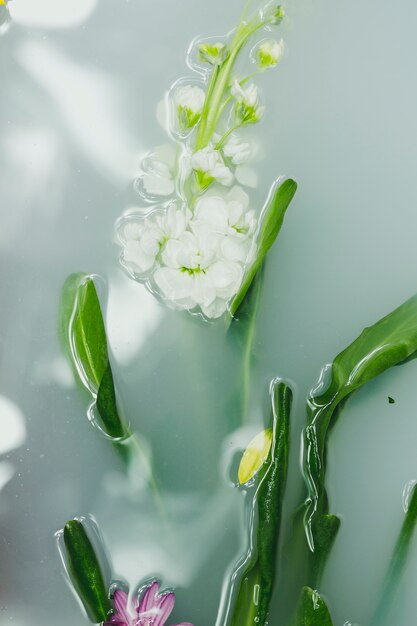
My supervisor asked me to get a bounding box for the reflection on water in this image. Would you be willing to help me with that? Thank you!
[9,0,98,29]
[0,396,26,456]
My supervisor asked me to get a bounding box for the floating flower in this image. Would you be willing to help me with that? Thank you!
[257,39,285,69]
[231,81,265,125]
[191,146,234,188]
[119,204,191,275]
[104,580,193,626]
[198,41,229,66]
[135,145,176,200]
[193,186,256,263]
[222,133,252,165]
[175,85,206,131]
[154,229,243,318]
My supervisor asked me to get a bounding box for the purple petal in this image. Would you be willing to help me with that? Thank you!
[137,580,161,614]
[112,589,131,625]
[153,593,175,626]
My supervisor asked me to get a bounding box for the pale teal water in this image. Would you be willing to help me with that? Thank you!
[2,1,417,625]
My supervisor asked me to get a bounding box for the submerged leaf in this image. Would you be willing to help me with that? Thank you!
[238,427,273,485]
[303,292,417,581]
[59,273,108,393]
[290,587,334,626]
[231,380,292,626]
[63,519,111,623]
[230,178,297,317]
[96,363,128,439]
[371,484,417,625]
[59,273,127,441]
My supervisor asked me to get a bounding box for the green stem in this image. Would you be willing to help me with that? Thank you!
[195,18,269,151]
[215,124,241,150]
[371,484,417,625]
[229,381,292,626]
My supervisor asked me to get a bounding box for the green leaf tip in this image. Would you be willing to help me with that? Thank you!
[63,519,111,623]
[230,178,297,318]
[59,273,127,440]
[290,587,334,626]
[59,273,108,393]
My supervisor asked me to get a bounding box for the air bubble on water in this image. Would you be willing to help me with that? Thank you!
[402,479,417,513]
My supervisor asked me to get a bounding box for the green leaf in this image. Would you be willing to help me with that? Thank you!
[59,273,127,442]
[59,274,108,393]
[231,380,292,626]
[63,519,111,623]
[290,587,334,626]
[96,363,128,439]
[230,178,297,317]
[303,292,417,579]
[371,484,417,625]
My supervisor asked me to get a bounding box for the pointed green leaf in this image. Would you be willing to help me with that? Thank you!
[59,273,127,442]
[290,587,334,626]
[63,519,111,623]
[303,292,417,579]
[230,178,297,317]
[59,274,108,393]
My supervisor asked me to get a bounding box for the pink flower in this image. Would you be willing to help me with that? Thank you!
[104,580,193,626]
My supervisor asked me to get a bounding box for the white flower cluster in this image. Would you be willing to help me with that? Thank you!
[117,186,256,318]
[116,3,287,319]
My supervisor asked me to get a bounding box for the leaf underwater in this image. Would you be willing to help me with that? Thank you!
[303,292,417,581]
[231,381,292,626]
[371,484,417,625]
[230,178,297,317]
[63,519,111,623]
[59,273,127,440]
[59,273,108,393]
[290,587,334,626]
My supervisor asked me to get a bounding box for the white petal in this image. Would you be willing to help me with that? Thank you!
[201,298,228,319]
[142,173,175,197]
[235,165,258,188]
[124,240,156,274]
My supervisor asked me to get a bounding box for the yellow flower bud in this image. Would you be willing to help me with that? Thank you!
[238,428,273,485]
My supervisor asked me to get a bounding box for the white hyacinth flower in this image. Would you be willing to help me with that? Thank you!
[222,134,252,165]
[231,81,265,125]
[191,146,234,188]
[258,39,285,69]
[193,186,256,263]
[154,230,243,318]
[120,204,191,275]
[136,145,176,200]
[176,84,206,131]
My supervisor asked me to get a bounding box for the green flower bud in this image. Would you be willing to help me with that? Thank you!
[258,39,285,69]
[198,42,229,66]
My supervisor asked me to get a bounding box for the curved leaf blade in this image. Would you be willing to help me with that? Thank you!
[303,292,417,579]
[63,519,111,623]
[230,178,297,317]
[59,274,108,393]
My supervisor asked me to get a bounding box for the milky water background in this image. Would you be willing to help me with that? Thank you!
[2,0,417,624]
